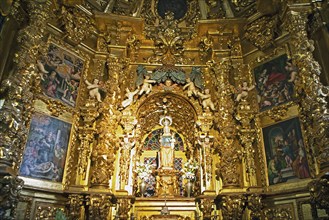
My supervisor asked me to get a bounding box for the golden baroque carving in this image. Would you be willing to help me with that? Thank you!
[146,12,193,65]
[63,113,79,189]
[217,194,247,220]
[264,207,293,219]
[126,34,141,62]
[90,105,121,187]
[309,174,329,216]
[86,194,115,219]
[97,30,111,53]
[14,1,51,69]
[77,100,99,180]
[197,197,215,220]
[254,117,267,186]
[215,138,243,186]
[257,102,291,122]
[245,15,278,50]
[35,203,65,220]
[198,34,213,61]
[284,10,329,170]
[0,71,34,171]
[67,194,84,219]
[116,197,133,219]
[235,96,256,185]
[207,60,236,136]
[60,6,96,44]
[137,93,197,155]
[246,194,264,219]
[0,176,24,220]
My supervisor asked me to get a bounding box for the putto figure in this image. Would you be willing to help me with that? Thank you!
[183,78,198,97]
[136,65,156,96]
[198,89,216,111]
[236,81,255,102]
[139,75,156,96]
[121,88,139,108]
[85,78,102,102]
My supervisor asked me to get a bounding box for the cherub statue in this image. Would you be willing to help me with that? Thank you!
[285,60,298,83]
[235,81,255,102]
[135,65,156,96]
[183,67,205,97]
[85,78,103,102]
[139,75,156,96]
[198,89,216,111]
[121,87,139,108]
[183,78,198,97]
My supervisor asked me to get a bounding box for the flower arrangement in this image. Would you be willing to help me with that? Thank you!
[134,161,153,181]
[181,159,198,180]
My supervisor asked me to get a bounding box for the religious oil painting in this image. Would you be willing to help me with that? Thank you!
[254,54,297,111]
[19,112,72,182]
[262,118,310,186]
[38,43,84,107]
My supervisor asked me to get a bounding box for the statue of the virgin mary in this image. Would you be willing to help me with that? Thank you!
[158,116,175,169]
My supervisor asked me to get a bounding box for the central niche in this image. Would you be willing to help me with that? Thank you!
[141,128,186,197]
[157,0,188,20]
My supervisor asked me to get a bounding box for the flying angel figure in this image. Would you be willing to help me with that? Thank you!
[183,67,204,97]
[136,65,156,96]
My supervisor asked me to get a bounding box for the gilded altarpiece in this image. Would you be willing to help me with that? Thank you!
[1,1,329,220]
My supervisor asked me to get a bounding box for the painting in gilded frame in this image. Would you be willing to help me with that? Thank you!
[254,54,297,111]
[19,112,71,182]
[262,117,310,185]
[39,43,84,107]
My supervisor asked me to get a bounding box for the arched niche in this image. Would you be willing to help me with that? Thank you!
[139,128,187,196]
[136,92,198,156]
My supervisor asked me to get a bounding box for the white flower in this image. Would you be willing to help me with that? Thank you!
[181,160,198,180]
[134,161,154,181]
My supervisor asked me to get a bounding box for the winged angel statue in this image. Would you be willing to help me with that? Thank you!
[183,67,204,97]
[136,65,156,96]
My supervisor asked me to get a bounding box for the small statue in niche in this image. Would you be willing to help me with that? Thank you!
[85,78,103,102]
[235,81,255,102]
[121,87,139,108]
[198,89,216,111]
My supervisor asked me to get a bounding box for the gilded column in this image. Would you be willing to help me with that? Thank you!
[284,9,329,174]
[209,60,242,188]
[90,104,120,189]
[77,101,99,182]
[196,110,214,191]
[0,1,50,218]
[309,174,329,218]
[235,81,258,187]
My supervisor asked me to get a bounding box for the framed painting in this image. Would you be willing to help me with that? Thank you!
[254,54,297,111]
[19,112,72,182]
[262,117,310,186]
[38,42,84,107]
